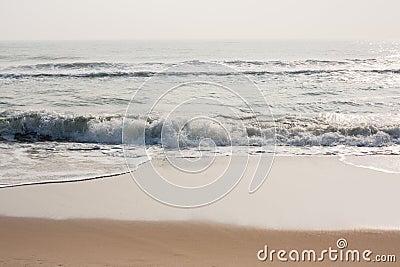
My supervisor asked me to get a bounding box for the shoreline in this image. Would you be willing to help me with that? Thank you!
[0,155,400,230]
[0,170,130,189]
[1,154,399,189]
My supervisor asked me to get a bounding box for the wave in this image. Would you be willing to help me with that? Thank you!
[245,69,400,75]
[1,69,400,79]
[27,56,83,61]
[275,113,400,147]
[0,71,156,79]
[0,111,124,144]
[224,59,349,66]
[0,58,387,69]
[1,111,400,148]
[2,57,399,78]
[2,61,167,71]
[224,58,383,66]
[10,62,128,70]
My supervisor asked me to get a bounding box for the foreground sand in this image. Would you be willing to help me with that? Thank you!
[0,217,398,267]
[0,156,400,266]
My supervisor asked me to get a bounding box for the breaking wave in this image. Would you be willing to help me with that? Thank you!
[1,69,400,79]
[1,58,400,79]
[1,110,399,148]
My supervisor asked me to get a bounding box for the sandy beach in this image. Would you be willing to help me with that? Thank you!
[0,156,399,266]
[0,217,399,267]
[1,156,399,229]
[2,1,400,265]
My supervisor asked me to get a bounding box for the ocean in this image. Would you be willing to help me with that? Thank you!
[1,40,400,186]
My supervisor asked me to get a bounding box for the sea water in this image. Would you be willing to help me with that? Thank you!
[1,40,400,185]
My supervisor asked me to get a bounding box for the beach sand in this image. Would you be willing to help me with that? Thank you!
[0,156,399,266]
[0,217,398,266]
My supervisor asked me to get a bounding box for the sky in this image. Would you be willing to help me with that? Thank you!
[0,0,400,41]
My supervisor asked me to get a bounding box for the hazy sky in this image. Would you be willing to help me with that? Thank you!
[1,0,399,41]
